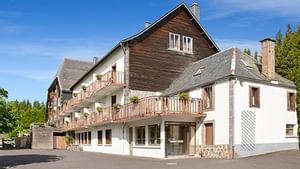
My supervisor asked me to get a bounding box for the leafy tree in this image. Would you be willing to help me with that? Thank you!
[0,88,8,99]
[243,48,252,55]
[275,24,300,132]
[0,87,46,137]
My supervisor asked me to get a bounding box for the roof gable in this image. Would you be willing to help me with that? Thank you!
[71,3,220,89]
[49,58,93,91]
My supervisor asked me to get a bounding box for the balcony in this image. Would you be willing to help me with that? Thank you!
[60,96,204,131]
[62,71,125,114]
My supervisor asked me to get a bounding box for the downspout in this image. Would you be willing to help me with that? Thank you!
[229,48,237,159]
[122,122,126,154]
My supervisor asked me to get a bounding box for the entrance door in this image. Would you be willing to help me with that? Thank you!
[129,127,133,155]
[111,64,116,83]
[165,122,196,156]
[205,123,214,145]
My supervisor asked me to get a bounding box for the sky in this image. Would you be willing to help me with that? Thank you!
[0,0,299,102]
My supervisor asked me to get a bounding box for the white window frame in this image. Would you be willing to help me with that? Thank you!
[182,35,193,53]
[286,124,295,136]
[169,32,180,51]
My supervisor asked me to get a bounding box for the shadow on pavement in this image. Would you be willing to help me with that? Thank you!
[0,154,62,169]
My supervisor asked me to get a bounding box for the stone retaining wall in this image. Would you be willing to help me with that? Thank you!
[196,144,232,159]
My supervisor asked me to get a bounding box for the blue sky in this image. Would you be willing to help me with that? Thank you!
[0,0,299,102]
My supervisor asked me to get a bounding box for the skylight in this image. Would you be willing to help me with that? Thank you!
[193,68,204,77]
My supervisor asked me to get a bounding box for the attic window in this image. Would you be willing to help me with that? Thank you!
[241,59,253,69]
[193,68,204,77]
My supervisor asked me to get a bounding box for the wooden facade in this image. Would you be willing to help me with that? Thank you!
[128,7,218,92]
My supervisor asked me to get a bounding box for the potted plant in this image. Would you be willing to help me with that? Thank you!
[81,85,87,92]
[129,96,139,104]
[97,107,103,113]
[113,103,121,112]
[63,100,68,105]
[83,112,89,119]
[96,74,102,80]
[179,92,189,100]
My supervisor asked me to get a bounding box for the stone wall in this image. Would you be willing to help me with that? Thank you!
[31,125,55,149]
[196,144,232,159]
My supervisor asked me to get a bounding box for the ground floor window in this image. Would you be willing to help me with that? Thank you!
[286,124,295,136]
[105,129,112,145]
[98,130,102,145]
[148,124,160,145]
[135,126,145,145]
[88,131,91,144]
[77,131,91,145]
[81,133,84,144]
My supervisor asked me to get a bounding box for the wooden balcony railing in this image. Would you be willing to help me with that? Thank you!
[61,96,203,131]
[61,71,125,113]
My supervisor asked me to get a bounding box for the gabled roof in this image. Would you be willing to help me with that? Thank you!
[49,58,93,91]
[163,48,296,95]
[70,2,219,89]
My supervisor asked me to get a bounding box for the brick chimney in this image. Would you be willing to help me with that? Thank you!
[93,57,98,64]
[191,2,199,20]
[260,38,276,79]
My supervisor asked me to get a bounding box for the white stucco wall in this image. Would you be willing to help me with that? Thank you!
[189,80,230,146]
[233,80,298,156]
[77,123,130,155]
[73,47,125,92]
[234,80,298,144]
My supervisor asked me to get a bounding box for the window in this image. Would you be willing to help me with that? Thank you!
[81,133,84,144]
[286,124,295,136]
[135,126,145,145]
[88,131,91,144]
[111,96,116,107]
[84,132,87,144]
[105,129,112,145]
[287,92,296,111]
[148,124,160,145]
[169,32,180,50]
[182,36,193,53]
[203,86,213,109]
[249,87,260,108]
[98,130,103,145]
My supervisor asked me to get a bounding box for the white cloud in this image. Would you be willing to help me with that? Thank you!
[0,41,106,61]
[215,38,261,53]
[204,0,300,20]
[0,69,55,81]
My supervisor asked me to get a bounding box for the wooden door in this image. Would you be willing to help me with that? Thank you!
[53,136,67,149]
[205,123,213,145]
[111,65,116,83]
[111,96,116,106]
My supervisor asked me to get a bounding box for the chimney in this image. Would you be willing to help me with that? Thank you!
[93,57,98,64]
[260,38,276,79]
[191,2,199,20]
[144,21,151,29]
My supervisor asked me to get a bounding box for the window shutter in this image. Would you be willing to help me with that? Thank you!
[249,87,252,107]
[257,88,260,107]
[287,92,290,111]
[292,93,295,111]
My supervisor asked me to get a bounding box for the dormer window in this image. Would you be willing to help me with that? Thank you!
[169,32,180,50]
[183,36,193,53]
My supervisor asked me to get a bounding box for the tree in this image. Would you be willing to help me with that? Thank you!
[275,24,300,132]
[243,48,252,55]
[0,88,8,99]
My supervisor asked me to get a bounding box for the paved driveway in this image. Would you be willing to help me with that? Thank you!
[0,149,300,169]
